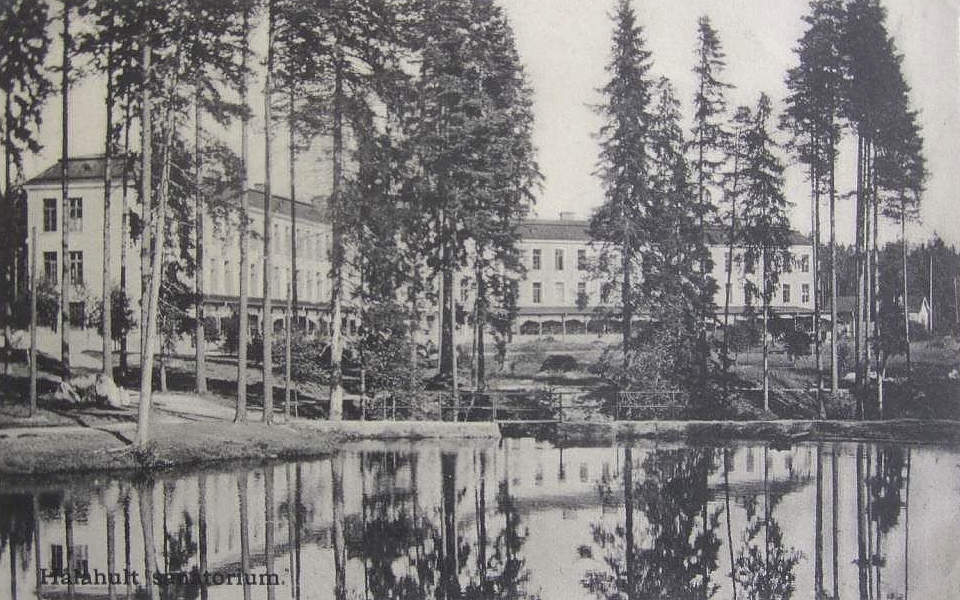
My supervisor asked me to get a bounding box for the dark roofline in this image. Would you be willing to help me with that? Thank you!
[25,154,134,185]
[518,218,812,246]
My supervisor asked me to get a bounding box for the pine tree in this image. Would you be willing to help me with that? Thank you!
[589,0,655,367]
[0,0,52,375]
[783,0,844,408]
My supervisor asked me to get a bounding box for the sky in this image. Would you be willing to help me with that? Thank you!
[21,0,960,247]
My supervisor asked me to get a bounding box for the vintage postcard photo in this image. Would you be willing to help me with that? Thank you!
[1,0,959,598]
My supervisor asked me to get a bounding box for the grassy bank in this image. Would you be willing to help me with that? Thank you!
[0,419,500,476]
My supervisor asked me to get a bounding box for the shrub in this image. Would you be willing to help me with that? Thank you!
[539,354,578,373]
[784,329,812,360]
[726,321,761,354]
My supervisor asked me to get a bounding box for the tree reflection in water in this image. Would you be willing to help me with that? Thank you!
[733,447,802,600]
[582,447,722,600]
[345,449,539,599]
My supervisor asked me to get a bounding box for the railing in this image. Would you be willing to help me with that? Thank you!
[615,390,685,421]
[356,388,687,423]
[360,389,600,424]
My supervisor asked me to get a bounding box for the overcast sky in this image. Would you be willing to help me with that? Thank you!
[23,0,960,246]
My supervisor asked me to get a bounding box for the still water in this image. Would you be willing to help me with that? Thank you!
[1,438,958,599]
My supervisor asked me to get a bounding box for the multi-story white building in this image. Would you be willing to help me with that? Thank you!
[508,215,815,337]
[24,156,814,354]
[23,156,354,356]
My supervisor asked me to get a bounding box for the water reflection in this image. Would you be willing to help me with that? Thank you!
[1,439,958,599]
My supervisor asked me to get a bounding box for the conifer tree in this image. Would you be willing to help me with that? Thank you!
[0,0,52,374]
[736,94,792,412]
[590,0,654,366]
[783,0,844,407]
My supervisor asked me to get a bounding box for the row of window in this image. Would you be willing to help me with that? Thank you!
[209,260,328,302]
[527,248,588,271]
[527,280,812,306]
[267,223,329,258]
[733,282,811,305]
[42,251,84,285]
[723,251,811,274]
[530,281,587,305]
[42,197,83,233]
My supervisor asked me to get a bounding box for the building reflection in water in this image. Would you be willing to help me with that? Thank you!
[0,439,957,599]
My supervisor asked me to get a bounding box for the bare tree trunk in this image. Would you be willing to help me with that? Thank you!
[285,86,297,419]
[235,6,250,422]
[328,49,345,421]
[829,138,838,393]
[623,448,635,594]
[102,42,115,380]
[59,0,72,376]
[119,101,131,373]
[3,89,12,377]
[854,135,864,397]
[29,227,37,416]
[261,1,275,424]
[762,247,769,412]
[815,443,824,597]
[136,41,154,447]
[812,163,824,418]
[194,78,207,395]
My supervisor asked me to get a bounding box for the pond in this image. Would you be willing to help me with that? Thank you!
[1,438,958,599]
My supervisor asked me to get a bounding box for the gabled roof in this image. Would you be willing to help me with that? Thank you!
[25,154,131,185]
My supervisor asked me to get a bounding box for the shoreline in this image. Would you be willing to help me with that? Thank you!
[2,417,959,477]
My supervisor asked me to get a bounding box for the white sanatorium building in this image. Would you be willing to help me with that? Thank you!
[23,156,814,353]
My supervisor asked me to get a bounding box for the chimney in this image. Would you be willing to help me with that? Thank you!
[559,211,576,221]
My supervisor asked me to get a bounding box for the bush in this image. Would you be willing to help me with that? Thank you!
[539,354,578,373]
[784,329,812,360]
[726,321,761,354]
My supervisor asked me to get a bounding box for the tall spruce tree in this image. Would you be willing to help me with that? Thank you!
[688,15,731,379]
[643,77,711,391]
[736,94,792,412]
[589,0,655,367]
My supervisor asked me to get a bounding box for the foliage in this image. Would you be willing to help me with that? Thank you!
[726,320,762,354]
[356,301,423,393]
[10,277,60,329]
[539,355,578,374]
[86,289,137,342]
[783,330,812,360]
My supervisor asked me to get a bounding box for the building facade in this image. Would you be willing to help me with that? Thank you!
[24,156,814,354]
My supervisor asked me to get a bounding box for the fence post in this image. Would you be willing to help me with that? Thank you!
[492,393,497,422]
[361,395,366,421]
[438,393,443,422]
[557,392,564,423]
[453,391,459,423]
[392,395,396,420]
[382,396,387,420]
[615,393,620,421]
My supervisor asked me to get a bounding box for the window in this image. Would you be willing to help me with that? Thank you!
[532,282,542,304]
[555,249,564,270]
[44,252,58,284]
[743,284,752,305]
[531,249,541,270]
[50,544,64,574]
[68,197,83,232]
[577,281,587,301]
[554,281,565,303]
[460,279,470,303]
[68,251,83,285]
[782,284,791,304]
[799,254,810,273]
[802,283,810,304]
[577,248,587,270]
[43,198,57,232]
[316,271,323,300]
[250,263,258,294]
[69,302,86,328]
[724,251,731,271]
